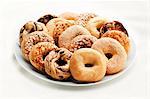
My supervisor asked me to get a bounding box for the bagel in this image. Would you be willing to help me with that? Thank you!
[92,37,127,74]
[37,14,57,25]
[29,42,57,72]
[44,48,72,80]
[69,48,106,82]
[102,30,130,53]
[69,35,97,52]
[59,12,79,20]
[86,17,108,38]
[19,21,48,45]
[21,31,54,61]
[46,18,75,45]
[100,21,128,36]
[58,25,91,49]
[76,13,97,27]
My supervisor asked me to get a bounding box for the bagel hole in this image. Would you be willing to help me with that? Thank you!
[42,52,50,60]
[56,58,67,66]
[105,53,113,59]
[97,27,101,32]
[85,64,93,67]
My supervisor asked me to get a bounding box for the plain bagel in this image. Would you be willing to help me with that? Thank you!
[92,37,127,74]
[69,48,106,82]
[86,17,108,38]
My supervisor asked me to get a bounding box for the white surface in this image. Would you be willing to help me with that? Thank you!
[14,37,136,86]
[0,0,149,99]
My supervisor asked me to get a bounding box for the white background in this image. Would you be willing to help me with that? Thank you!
[0,0,150,99]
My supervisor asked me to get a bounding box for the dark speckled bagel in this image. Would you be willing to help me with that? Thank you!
[37,14,57,25]
[100,21,128,37]
[44,48,72,80]
[19,21,48,45]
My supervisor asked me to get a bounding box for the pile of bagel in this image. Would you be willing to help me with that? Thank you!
[19,12,130,83]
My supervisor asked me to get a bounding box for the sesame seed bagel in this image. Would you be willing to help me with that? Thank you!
[69,35,97,52]
[58,25,91,49]
[92,37,127,74]
[76,13,97,27]
[69,48,106,82]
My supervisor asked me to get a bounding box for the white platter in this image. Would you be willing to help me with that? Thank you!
[14,37,136,86]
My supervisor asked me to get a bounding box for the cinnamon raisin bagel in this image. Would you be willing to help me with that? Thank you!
[100,21,128,36]
[37,14,57,25]
[19,21,48,45]
[44,48,72,80]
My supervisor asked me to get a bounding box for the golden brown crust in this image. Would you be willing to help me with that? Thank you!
[29,42,57,72]
[86,17,108,38]
[44,48,72,80]
[46,18,75,45]
[102,30,130,53]
[92,37,127,74]
[58,25,91,49]
[59,12,79,20]
[69,48,106,82]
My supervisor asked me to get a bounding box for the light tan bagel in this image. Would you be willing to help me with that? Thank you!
[44,48,72,80]
[86,17,108,38]
[46,18,75,44]
[76,13,97,27]
[69,35,97,52]
[70,48,106,82]
[21,31,54,61]
[29,42,57,72]
[92,37,127,74]
[58,25,91,49]
[59,12,79,20]
[19,21,48,45]
[102,30,130,53]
